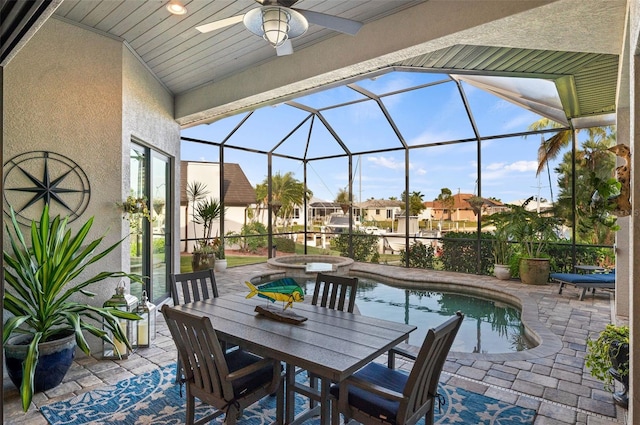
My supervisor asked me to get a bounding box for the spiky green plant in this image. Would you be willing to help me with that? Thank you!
[3,205,144,411]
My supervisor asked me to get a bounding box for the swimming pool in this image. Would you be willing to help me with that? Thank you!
[298,277,532,354]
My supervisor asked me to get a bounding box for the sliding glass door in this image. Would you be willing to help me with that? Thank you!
[130,143,172,304]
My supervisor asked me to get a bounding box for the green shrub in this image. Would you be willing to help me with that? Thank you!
[546,242,614,272]
[152,237,165,254]
[226,222,268,253]
[331,231,379,262]
[440,232,493,275]
[273,236,295,253]
[400,242,435,269]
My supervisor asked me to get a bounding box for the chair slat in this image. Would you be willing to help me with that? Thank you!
[312,273,358,313]
[333,311,464,425]
[170,269,219,306]
[161,305,283,425]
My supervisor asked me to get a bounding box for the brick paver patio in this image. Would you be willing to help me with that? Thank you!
[3,262,627,424]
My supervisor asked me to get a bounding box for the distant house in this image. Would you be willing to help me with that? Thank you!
[180,161,256,252]
[358,199,403,223]
[309,199,343,224]
[423,193,507,224]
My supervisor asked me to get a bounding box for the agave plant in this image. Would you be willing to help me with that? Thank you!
[3,205,144,411]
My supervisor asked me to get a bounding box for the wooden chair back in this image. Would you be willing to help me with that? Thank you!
[170,269,219,305]
[162,305,232,401]
[161,305,283,425]
[400,311,464,425]
[311,273,358,313]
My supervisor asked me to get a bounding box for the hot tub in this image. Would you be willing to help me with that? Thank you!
[266,255,354,277]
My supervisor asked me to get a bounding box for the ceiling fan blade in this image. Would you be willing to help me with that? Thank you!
[276,39,294,56]
[196,15,244,33]
[294,9,363,35]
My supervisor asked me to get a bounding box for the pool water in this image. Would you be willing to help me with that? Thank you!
[299,278,532,353]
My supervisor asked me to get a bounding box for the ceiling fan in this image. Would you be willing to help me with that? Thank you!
[196,0,363,56]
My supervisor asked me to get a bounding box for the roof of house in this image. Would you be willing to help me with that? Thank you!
[180,162,256,207]
[358,199,403,208]
[310,201,341,208]
[424,193,505,210]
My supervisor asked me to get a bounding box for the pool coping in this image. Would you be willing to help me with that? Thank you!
[248,262,564,363]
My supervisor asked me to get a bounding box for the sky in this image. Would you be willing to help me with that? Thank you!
[181,71,573,206]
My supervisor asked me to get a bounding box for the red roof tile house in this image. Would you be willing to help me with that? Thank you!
[423,193,507,224]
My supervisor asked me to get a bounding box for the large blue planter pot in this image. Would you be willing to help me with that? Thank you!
[5,332,76,392]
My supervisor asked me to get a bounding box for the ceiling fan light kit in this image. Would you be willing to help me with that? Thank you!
[166,1,187,15]
[244,6,308,48]
[195,0,361,56]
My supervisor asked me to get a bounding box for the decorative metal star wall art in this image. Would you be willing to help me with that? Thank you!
[3,151,91,224]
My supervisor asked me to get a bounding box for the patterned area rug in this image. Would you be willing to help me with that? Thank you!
[41,364,536,425]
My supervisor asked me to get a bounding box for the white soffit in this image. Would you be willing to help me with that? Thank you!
[571,113,616,129]
[451,74,569,126]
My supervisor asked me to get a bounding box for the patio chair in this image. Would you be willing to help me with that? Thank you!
[330,311,464,425]
[302,273,359,410]
[170,269,221,383]
[311,273,358,312]
[161,305,284,425]
[170,269,219,305]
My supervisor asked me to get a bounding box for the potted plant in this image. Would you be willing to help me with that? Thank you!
[191,240,216,271]
[3,205,144,411]
[191,197,223,271]
[482,212,513,280]
[214,238,227,272]
[489,198,560,285]
[118,195,153,222]
[585,323,629,407]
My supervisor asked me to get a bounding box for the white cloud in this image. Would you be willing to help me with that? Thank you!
[486,162,505,170]
[506,160,538,172]
[367,155,405,170]
[483,160,537,180]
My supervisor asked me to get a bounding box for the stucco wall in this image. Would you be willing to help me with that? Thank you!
[4,18,124,262]
[3,18,180,352]
[122,46,180,287]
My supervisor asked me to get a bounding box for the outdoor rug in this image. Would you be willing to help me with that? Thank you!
[40,364,536,425]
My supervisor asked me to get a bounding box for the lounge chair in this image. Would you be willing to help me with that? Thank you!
[550,271,615,301]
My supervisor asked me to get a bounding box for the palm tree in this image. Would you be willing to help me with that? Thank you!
[527,118,611,175]
[408,191,425,216]
[554,137,618,244]
[436,188,454,222]
[335,188,350,213]
[258,172,311,232]
[193,197,223,242]
[185,181,209,251]
[255,182,268,223]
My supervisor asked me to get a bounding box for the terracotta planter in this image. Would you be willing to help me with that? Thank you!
[493,264,511,280]
[519,258,550,285]
[191,252,215,271]
[5,332,76,393]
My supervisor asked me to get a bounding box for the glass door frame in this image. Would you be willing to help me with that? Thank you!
[130,141,173,304]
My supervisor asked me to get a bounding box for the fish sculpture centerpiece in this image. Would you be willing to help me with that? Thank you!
[246,278,307,324]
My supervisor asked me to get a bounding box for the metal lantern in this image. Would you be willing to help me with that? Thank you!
[102,281,138,359]
[135,290,156,348]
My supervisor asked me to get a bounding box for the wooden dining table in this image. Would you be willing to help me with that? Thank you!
[173,292,416,425]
